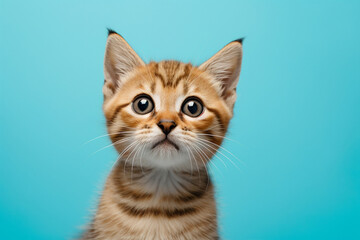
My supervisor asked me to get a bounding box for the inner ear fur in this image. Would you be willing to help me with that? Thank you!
[199,39,243,110]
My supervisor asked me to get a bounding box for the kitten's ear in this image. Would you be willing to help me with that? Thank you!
[199,39,243,110]
[103,30,145,99]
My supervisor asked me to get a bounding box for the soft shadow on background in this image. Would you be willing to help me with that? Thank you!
[1,0,359,239]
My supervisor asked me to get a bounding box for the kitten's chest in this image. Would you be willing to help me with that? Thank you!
[90,171,218,240]
[96,210,218,240]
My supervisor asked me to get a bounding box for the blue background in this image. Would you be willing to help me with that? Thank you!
[1,0,359,239]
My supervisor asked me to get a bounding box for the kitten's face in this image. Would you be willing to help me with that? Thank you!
[103,32,242,170]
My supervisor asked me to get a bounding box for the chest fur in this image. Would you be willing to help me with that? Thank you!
[82,169,219,240]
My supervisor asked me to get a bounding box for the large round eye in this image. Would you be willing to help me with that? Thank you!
[132,95,154,115]
[181,97,204,117]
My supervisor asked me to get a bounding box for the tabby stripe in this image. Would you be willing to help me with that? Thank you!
[110,125,136,143]
[207,107,225,132]
[163,176,210,203]
[174,189,207,203]
[112,166,153,201]
[150,81,156,93]
[107,103,129,124]
[116,187,152,201]
[166,61,180,86]
[183,82,189,94]
[173,64,191,87]
[114,182,153,201]
[110,127,126,143]
[117,203,197,218]
[204,130,216,142]
[154,64,166,87]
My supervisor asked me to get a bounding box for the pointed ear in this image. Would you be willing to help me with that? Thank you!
[199,39,243,110]
[103,30,145,99]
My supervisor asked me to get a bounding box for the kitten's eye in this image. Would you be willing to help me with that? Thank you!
[132,95,154,115]
[181,97,204,117]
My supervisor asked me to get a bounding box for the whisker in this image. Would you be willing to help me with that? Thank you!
[138,143,147,173]
[192,143,222,176]
[198,137,245,166]
[91,136,133,155]
[184,142,201,181]
[195,133,242,145]
[195,141,228,168]
[196,139,241,170]
[123,142,140,176]
[190,144,210,189]
[111,140,137,169]
[183,143,194,175]
[181,135,228,168]
[83,131,136,145]
[131,141,144,181]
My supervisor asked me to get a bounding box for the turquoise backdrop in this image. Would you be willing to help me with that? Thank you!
[1,0,359,239]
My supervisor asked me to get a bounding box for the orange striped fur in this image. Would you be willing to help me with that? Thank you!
[81,30,243,240]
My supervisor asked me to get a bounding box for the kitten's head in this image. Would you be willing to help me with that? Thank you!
[103,31,243,170]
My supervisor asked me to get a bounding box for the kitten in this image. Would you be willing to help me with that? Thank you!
[81,30,243,240]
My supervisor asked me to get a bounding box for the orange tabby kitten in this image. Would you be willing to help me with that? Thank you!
[81,29,243,240]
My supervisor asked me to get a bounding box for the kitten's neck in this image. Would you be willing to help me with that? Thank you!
[110,161,211,199]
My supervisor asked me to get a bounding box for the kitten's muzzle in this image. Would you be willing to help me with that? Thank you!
[152,138,179,150]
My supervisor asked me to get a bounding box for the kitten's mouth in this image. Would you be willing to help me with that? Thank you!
[152,138,179,150]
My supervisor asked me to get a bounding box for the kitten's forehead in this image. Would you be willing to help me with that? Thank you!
[149,61,192,95]
[146,61,221,98]
[144,61,206,110]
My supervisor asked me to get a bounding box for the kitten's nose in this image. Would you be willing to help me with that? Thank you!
[157,120,176,135]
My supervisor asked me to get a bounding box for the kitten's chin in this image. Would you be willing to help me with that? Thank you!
[143,147,192,170]
[152,138,179,151]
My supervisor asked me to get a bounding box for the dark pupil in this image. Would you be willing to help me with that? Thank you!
[187,101,198,114]
[138,99,149,111]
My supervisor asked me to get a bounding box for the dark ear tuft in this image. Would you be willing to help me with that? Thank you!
[232,37,245,44]
[107,28,118,36]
